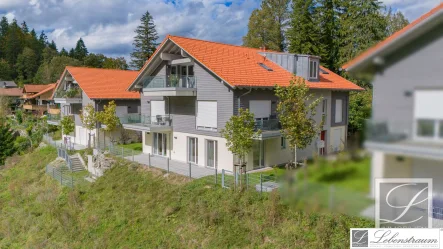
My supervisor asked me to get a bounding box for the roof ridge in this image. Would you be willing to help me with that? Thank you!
[66,66,138,72]
[168,35,262,52]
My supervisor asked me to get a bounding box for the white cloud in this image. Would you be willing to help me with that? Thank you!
[4,12,15,22]
[381,0,440,20]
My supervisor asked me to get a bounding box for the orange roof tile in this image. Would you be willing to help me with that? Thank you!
[65,67,140,99]
[343,3,443,70]
[142,35,362,91]
[25,83,57,100]
[23,84,51,93]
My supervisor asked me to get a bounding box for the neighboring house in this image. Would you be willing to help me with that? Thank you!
[126,35,362,172]
[0,87,22,112]
[0,81,17,88]
[22,84,57,115]
[53,66,140,147]
[343,3,443,196]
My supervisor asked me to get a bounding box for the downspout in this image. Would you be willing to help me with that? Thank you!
[95,99,102,149]
[236,86,252,167]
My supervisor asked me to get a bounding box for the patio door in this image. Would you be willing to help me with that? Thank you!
[206,140,217,168]
[153,132,167,156]
[252,140,265,169]
[188,137,198,164]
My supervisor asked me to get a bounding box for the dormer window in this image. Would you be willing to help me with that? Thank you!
[309,59,318,79]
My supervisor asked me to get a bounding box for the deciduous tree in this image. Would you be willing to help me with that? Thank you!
[80,103,97,148]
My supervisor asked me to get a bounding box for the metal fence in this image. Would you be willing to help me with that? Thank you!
[45,165,84,188]
[43,134,75,151]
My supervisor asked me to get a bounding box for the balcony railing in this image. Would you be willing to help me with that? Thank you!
[365,120,408,143]
[23,104,47,111]
[48,106,61,115]
[255,119,281,131]
[47,114,61,121]
[119,114,172,127]
[54,87,82,99]
[143,75,197,89]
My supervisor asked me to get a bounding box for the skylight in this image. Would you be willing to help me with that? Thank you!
[319,68,329,74]
[258,63,273,71]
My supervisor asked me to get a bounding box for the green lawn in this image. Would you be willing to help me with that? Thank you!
[117,142,143,151]
[0,147,373,248]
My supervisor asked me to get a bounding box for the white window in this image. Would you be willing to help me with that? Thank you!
[206,140,217,168]
[309,60,318,79]
[188,137,198,164]
[335,99,343,123]
[322,99,327,114]
[153,132,167,156]
[196,101,217,131]
[281,137,286,149]
[249,100,271,120]
[414,90,443,140]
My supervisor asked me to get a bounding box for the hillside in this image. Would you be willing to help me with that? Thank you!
[0,146,373,248]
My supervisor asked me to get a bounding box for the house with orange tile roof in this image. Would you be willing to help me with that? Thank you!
[22,83,58,115]
[343,3,443,197]
[126,35,362,172]
[52,67,140,148]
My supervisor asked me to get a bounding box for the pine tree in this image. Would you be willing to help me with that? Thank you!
[74,38,88,61]
[317,0,338,70]
[0,17,9,37]
[69,48,75,58]
[4,19,24,70]
[60,47,69,57]
[287,0,321,55]
[243,0,289,51]
[38,31,48,46]
[21,21,29,33]
[130,10,159,70]
[0,59,12,80]
[0,121,17,166]
[49,40,58,52]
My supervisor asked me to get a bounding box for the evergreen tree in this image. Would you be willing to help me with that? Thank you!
[243,0,289,51]
[68,48,75,58]
[4,19,24,70]
[38,31,48,46]
[103,57,128,70]
[0,59,12,80]
[42,47,58,64]
[49,40,58,52]
[130,10,159,70]
[83,53,106,68]
[21,21,29,33]
[0,17,9,37]
[0,121,17,166]
[317,0,338,70]
[74,38,88,61]
[287,0,321,55]
[60,47,69,57]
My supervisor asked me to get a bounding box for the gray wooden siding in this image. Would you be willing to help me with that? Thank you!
[140,62,168,116]
[371,24,443,136]
[331,91,349,127]
[96,99,140,113]
[169,62,233,137]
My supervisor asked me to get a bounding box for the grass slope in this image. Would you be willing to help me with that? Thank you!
[0,147,373,248]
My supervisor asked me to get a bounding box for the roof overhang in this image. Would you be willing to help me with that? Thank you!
[344,8,443,74]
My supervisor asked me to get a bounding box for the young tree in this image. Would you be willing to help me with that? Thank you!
[221,108,261,169]
[74,38,88,61]
[287,0,320,55]
[61,115,75,136]
[103,57,128,70]
[0,121,17,165]
[348,90,372,134]
[243,0,290,51]
[386,7,409,36]
[130,10,159,70]
[97,101,121,143]
[80,103,97,148]
[275,78,323,165]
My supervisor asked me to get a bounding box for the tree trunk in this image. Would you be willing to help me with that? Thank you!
[294,144,297,168]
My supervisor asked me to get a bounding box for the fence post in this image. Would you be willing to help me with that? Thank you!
[121,147,124,157]
[246,174,249,190]
[52,167,55,178]
[167,158,170,173]
[60,170,63,185]
[189,162,192,179]
[222,169,225,188]
[132,150,134,161]
[148,153,151,166]
[235,171,238,187]
[260,174,263,193]
[329,185,335,211]
[215,168,217,185]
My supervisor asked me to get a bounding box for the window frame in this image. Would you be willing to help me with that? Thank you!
[309,59,318,79]
[334,99,343,123]
[196,100,218,132]
[188,137,198,164]
[281,137,286,150]
[205,139,218,168]
[414,119,443,141]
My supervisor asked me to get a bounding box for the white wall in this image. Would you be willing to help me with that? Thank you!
[75,125,96,146]
[370,151,386,197]
[264,137,293,167]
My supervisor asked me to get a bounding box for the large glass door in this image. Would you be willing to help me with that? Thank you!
[252,140,264,169]
[188,137,198,164]
[206,140,217,168]
[153,132,167,156]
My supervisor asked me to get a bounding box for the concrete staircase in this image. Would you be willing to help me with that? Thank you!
[69,155,85,172]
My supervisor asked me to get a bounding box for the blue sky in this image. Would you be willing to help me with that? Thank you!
[0,0,440,61]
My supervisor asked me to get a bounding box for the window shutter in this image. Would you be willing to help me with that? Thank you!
[249,100,271,119]
[197,101,217,129]
[415,90,443,119]
[151,101,165,117]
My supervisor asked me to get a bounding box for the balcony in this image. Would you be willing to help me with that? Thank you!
[119,114,173,132]
[47,114,61,125]
[48,105,61,115]
[254,118,282,140]
[54,87,82,104]
[142,75,197,97]
[365,120,443,160]
[23,104,47,113]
